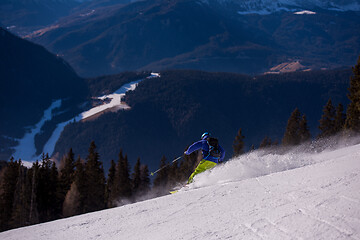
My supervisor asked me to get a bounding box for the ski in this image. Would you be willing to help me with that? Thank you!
[169,184,189,194]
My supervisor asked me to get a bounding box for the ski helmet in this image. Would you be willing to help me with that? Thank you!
[201,132,211,140]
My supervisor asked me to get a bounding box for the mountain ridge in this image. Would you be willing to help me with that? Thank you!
[27,0,360,77]
[206,0,360,13]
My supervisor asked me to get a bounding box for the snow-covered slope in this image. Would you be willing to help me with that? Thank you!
[12,73,160,164]
[2,140,360,239]
[11,100,62,164]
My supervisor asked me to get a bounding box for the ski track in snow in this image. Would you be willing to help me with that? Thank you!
[11,100,62,163]
[12,74,159,164]
[40,79,143,159]
[2,142,360,240]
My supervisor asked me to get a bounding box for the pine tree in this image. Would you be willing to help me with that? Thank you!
[132,158,142,197]
[37,153,59,222]
[153,156,169,190]
[318,99,336,138]
[28,162,39,225]
[233,128,245,157]
[250,145,255,151]
[334,103,346,133]
[345,55,360,133]
[49,162,60,219]
[139,165,150,195]
[37,153,50,222]
[299,114,311,143]
[105,160,116,208]
[110,150,132,206]
[62,156,85,217]
[178,150,197,182]
[62,182,80,217]
[259,136,272,149]
[0,158,21,231]
[83,141,105,213]
[10,162,27,228]
[282,108,301,146]
[59,148,75,201]
[283,108,311,145]
[167,161,179,188]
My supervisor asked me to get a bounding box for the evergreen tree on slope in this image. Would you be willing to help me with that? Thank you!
[132,158,142,197]
[111,150,132,206]
[63,156,86,217]
[318,99,336,138]
[233,128,245,157]
[105,160,116,208]
[36,154,59,222]
[153,156,169,196]
[0,158,21,231]
[84,141,105,212]
[10,162,27,228]
[259,136,272,149]
[139,165,150,196]
[334,103,346,133]
[283,108,311,146]
[59,148,75,204]
[345,56,360,133]
[282,108,301,146]
[299,114,311,142]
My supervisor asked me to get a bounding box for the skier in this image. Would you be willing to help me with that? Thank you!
[185,132,225,183]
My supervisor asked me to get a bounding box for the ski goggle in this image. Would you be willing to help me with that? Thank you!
[201,132,210,140]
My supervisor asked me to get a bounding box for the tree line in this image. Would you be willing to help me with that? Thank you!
[0,141,200,232]
[233,55,360,155]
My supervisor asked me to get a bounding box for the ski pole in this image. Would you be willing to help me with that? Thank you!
[150,155,183,176]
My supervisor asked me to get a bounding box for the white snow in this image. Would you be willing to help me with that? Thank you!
[2,140,360,240]
[294,10,316,14]
[12,73,159,164]
[41,79,145,159]
[12,100,62,162]
[80,79,142,120]
[148,72,161,78]
[79,10,95,17]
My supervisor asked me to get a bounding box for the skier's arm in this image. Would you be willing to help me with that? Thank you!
[185,140,205,155]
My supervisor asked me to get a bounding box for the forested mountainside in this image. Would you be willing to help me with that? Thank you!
[28,0,360,77]
[0,27,87,160]
[53,69,351,171]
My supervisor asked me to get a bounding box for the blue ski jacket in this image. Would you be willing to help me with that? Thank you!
[185,139,225,163]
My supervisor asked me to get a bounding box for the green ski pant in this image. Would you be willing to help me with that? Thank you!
[187,159,217,184]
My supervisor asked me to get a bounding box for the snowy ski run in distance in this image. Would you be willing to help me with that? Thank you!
[11,73,160,165]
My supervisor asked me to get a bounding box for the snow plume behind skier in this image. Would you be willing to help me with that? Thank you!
[184,132,225,184]
[191,133,360,189]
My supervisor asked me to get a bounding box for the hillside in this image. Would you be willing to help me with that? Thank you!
[0,0,84,35]
[0,27,87,160]
[53,69,351,171]
[28,0,360,77]
[1,140,359,239]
